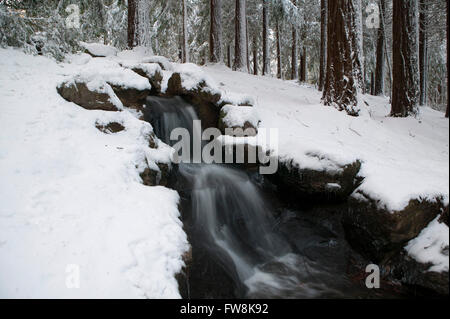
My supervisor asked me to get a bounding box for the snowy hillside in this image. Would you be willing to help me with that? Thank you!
[204,64,450,212]
[0,49,188,298]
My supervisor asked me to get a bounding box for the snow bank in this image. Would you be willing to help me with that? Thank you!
[0,48,188,298]
[79,42,118,57]
[142,56,173,71]
[406,218,449,273]
[204,64,450,212]
[174,63,221,95]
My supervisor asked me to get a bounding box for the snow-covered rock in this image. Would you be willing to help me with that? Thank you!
[79,42,118,58]
[219,105,258,136]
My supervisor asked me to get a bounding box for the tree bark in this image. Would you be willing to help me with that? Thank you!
[374,0,386,96]
[419,0,428,105]
[300,47,306,82]
[276,20,282,79]
[446,0,449,118]
[391,0,419,117]
[210,0,223,63]
[291,0,298,80]
[319,0,327,90]
[234,0,248,71]
[262,0,270,76]
[227,45,232,68]
[127,0,137,49]
[253,37,258,75]
[182,0,189,63]
[322,0,363,116]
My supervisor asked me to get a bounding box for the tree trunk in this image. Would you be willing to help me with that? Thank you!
[127,0,137,49]
[253,37,258,75]
[276,20,282,79]
[210,0,223,63]
[262,0,270,76]
[391,0,419,117]
[419,0,428,105]
[227,45,232,68]
[300,47,306,82]
[323,0,363,116]
[291,0,298,80]
[319,0,327,90]
[374,0,386,96]
[182,0,189,63]
[234,0,248,71]
[446,0,449,118]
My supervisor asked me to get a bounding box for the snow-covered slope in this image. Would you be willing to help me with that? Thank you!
[0,49,188,298]
[203,64,449,212]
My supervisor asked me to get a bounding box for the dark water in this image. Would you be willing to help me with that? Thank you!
[144,96,400,299]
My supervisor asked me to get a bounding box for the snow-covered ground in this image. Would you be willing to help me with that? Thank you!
[0,46,448,298]
[203,64,449,213]
[0,48,188,298]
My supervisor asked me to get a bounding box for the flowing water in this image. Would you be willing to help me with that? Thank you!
[144,96,397,299]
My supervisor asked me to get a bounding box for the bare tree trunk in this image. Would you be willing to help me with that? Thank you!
[300,46,307,82]
[234,0,248,71]
[446,0,449,118]
[262,0,270,76]
[323,0,363,116]
[319,0,327,90]
[127,0,137,49]
[276,21,282,79]
[182,0,189,63]
[419,0,428,105]
[246,17,250,72]
[291,0,298,80]
[253,37,258,75]
[391,0,419,117]
[374,0,385,96]
[210,0,223,63]
[227,45,232,68]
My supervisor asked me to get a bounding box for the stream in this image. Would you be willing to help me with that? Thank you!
[144,96,401,299]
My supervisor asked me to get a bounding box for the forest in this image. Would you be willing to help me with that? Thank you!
[1,0,448,116]
[0,0,449,301]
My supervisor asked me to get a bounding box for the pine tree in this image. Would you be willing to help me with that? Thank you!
[210,0,223,63]
[234,0,248,71]
[318,0,327,91]
[127,0,137,48]
[262,0,270,76]
[291,0,298,80]
[182,0,189,63]
[419,0,428,105]
[323,0,363,116]
[391,0,419,117]
[374,0,386,96]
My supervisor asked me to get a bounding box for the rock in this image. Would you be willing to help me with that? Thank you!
[140,162,170,187]
[166,72,222,130]
[80,42,118,58]
[269,159,363,203]
[343,195,445,262]
[57,80,120,112]
[382,250,449,296]
[108,84,150,110]
[130,64,163,95]
[95,121,125,134]
[141,56,173,71]
[218,105,258,137]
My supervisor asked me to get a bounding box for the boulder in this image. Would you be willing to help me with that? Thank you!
[79,42,118,58]
[140,162,170,187]
[141,56,173,71]
[269,159,363,203]
[167,72,222,129]
[108,84,150,110]
[130,64,163,95]
[382,250,449,296]
[95,121,125,134]
[218,105,258,137]
[342,194,445,262]
[57,80,120,112]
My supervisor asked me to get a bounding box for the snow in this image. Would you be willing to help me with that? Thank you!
[142,56,174,71]
[221,105,259,128]
[406,217,449,273]
[68,58,151,91]
[79,42,118,57]
[173,63,221,95]
[0,48,188,298]
[203,64,449,212]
